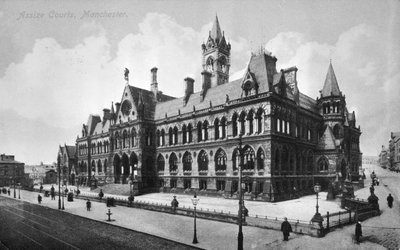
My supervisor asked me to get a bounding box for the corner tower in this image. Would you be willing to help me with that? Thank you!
[201,15,231,87]
[317,62,347,140]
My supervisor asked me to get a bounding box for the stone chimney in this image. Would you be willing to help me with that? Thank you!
[183,77,194,106]
[103,108,111,121]
[151,67,158,98]
[200,70,212,101]
[115,102,121,114]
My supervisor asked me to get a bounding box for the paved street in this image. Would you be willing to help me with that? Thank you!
[354,165,400,250]
[0,196,199,250]
[1,163,397,249]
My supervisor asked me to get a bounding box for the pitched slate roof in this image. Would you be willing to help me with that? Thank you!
[321,62,341,97]
[65,145,76,158]
[317,126,337,150]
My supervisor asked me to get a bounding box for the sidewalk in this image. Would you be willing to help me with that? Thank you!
[41,184,345,222]
[3,171,387,250]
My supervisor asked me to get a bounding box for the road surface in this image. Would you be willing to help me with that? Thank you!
[0,196,201,250]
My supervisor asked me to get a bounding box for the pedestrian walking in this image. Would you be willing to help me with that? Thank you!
[50,185,55,200]
[376,178,380,186]
[355,221,362,244]
[39,184,43,193]
[369,185,374,194]
[281,217,292,241]
[387,194,394,208]
[38,194,42,204]
[171,196,179,212]
[7,188,10,196]
[86,199,91,211]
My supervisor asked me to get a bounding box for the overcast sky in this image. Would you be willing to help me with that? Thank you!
[0,0,399,164]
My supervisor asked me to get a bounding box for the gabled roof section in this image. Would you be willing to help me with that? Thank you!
[87,115,101,135]
[65,145,76,158]
[321,62,341,97]
[317,126,337,150]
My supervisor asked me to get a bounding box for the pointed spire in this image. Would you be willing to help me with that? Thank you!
[321,61,341,97]
[110,102,115,114]
[210,14,222,41]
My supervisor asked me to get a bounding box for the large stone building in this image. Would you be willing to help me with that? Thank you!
[75,16,362,201]
[0,154,25,187]
[388,132,400,172]
[57,144,77,186]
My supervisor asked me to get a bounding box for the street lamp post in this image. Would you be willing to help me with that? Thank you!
[18,183,21,199]
[311,183,323,233]
[191,193,200,244]
[58,155,61,209]
[62,184,65,210]
[237,133,244,250]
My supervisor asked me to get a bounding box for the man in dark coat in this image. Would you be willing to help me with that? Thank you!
[171,196,179,212]
[355,221,362,244]
[281,217,292,241]
[38,194,42,204]
[50,185,55,200]
[39,184,43,193]
[86,199,91,211]
[387,194,394,208]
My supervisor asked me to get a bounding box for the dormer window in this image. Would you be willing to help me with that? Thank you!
[242,68,258,97]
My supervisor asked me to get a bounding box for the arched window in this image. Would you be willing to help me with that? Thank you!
[156,130,161,146]
[187,124,193,143]
[256,108,263,133]
[281,147,289,172]
[333,124,342,139]
[157,154,165,172]
[169,153,178,173]
[123,130,128,148]
[182,152,192,172]
[232,113,238,137]
[214,118,220,140]
[232,148,239,171]
[198,150,208,172]
[131,128,136,147]
[318,157,329,172]
[104,159,108,174]
[182,125,187,144]
[220,117,227,139]
[169,127,173,145]
[206,56,214,72]
[173,126,178,145]
[257,148,265,170]
[239,111,246,135]
[97,160,102,173]
[247,110,254,135]
[161,129,165,146]
[215,149,227,171]
[197,122,202,142]
[203,121,209,141]
[242,146,255,170]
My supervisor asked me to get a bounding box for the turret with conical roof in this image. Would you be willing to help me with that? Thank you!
[201,15,231,88]
[321,61,342,97]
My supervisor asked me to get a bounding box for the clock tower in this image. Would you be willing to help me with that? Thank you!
[201,15,231,87]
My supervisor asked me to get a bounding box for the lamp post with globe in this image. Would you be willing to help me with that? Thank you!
[191,193,200,244]
[311,183,324,235]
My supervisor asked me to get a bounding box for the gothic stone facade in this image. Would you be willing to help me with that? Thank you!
[75,17,362,201]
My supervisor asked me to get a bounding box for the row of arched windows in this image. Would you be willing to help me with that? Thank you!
[89,141,110,155]
[322,101,341,114]
[156,147,266,175]
[114,128,137,149]
[156,109,265,147]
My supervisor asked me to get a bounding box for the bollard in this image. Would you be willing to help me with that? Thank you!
[106,209,113,221]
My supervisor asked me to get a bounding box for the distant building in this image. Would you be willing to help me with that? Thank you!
[73,16,362,201]
[362,156,378,165]
[25,162,56,185]
[0,154,25,187]
[44,169,57,184]
[378,145,389,169]
[389,132,400,172]
[57,144,77,186]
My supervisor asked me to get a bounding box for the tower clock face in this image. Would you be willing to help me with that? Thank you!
[121,100,132,116]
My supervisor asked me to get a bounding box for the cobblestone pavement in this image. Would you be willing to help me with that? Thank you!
[358,166,400,250]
